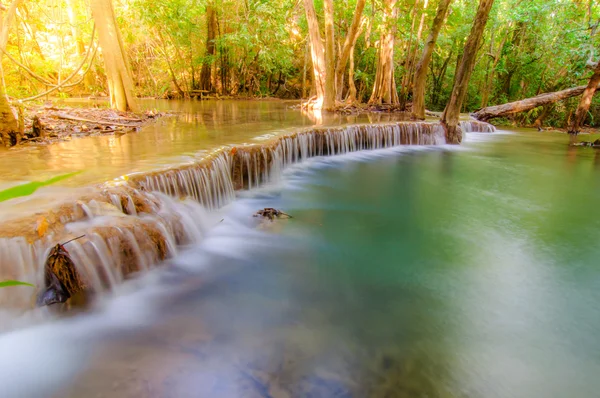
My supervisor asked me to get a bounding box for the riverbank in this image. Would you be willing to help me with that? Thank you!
[12,104,167,146]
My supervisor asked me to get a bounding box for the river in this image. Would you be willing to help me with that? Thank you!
[0,101,599,397]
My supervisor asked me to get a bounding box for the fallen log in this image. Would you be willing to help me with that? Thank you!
[473,83,600,121]
[55,112,136,127]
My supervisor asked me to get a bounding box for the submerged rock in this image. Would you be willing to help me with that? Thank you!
[253,208,293,222]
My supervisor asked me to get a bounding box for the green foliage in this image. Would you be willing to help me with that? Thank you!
[0,172,81,203]
[1,0,599,126]
[0,280,35,288]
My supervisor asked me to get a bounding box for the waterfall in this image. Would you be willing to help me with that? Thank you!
[459,120,496,133]
[0,121,445,313]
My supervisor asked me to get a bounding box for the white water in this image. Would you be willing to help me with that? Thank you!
[0,138,468,398]
[460,120,497,133]
[0,121,450,319]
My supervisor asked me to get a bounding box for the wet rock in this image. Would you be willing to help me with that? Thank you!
[253,208,292,221]
[37,238,87,307]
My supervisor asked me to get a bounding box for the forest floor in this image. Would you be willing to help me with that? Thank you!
[15,104,167,146]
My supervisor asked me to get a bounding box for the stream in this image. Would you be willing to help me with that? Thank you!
[0,101,599,397]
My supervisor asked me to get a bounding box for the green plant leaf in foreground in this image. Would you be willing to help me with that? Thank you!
[0,280,35,288]
[0,171,81,202]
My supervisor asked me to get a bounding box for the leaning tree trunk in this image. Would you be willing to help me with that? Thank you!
[369,0,399,105]
[0,0,23,145]
[303,0,326,108]
[441,0,494,143]
[334,0,366,101]
[473,84,600,121]
[412,0,452,119]
[323,0,336,110]
[568,61,600,134]
[90,0,138,112]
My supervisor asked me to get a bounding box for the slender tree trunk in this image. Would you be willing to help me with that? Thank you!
[302,40,308,99]
[0,0,23,145]
[568,61,600,134]
[65,0,95,90]
[323,0,335,110]
[303,0,326,108]
[412,0,452,119]
[369,0,398,105]
[334,0,366,101]
[398,0,423,110]
[346,47,358,103]
[200,4,217,92]
[90,0,137,112]
[441,0,494,143]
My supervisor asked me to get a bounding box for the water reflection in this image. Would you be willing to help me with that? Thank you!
[0,100,411,187]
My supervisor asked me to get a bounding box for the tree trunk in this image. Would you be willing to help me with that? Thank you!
[533,104,552,131]
[65,0,94,89]
[369,0,398,105]
[412,0,452,119]
[303,0,326,108]
[90,0,137,112]
[0,0,22,145]
[441,0,494,143]
[200,4,217,92]
[346,47,358,103]
[323,0,335,110]
[568,61,600,134]
[473,84,600,121]
[398,0,423,110]
[334,0,366,101]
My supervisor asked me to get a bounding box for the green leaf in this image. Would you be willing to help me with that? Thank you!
[0,171,81,203]
[0,280,35,288]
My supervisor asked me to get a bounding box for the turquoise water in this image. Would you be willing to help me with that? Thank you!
[1,129,600,397]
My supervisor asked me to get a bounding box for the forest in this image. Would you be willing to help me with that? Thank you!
[0,0,598,144]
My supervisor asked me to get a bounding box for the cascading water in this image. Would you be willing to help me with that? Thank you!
[0,121,450,314]
[459,120,496,133]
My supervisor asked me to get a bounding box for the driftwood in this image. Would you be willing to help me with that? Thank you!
[473,83,600,121]
[55,112,136,127]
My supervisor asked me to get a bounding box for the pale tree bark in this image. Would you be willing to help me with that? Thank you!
[90,0,138,112]
[346,49,358,103]
[568,60,600,135]
[369,0,398,105]
[303,0,326,108]
[323,0,335,110]
[412,0,452,119]
[0,0,23,145]
[334,0,366,101]
[441,0,494,143]
[65,0,94,89]
[473,84,600,121]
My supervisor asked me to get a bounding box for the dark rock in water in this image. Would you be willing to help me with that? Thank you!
[253,208,292,222]
[36,241,87,307]
[36,271,70,306]
[593,139,600,147]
